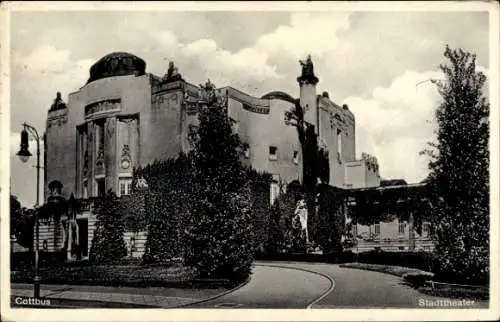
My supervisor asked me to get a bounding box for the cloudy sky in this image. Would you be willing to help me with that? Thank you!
[7,5,490,207]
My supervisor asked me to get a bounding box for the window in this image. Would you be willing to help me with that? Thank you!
[269,146,277,160]
[293,150,299,164]
[119,178,133,196]
[399,222,406,234]
[96,178,106,197]
[374,223,380,235]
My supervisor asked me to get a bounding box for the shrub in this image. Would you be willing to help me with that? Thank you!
[255,251,356,264]
[184,190,254,281]
[11,251,67,270]
[357,250,437,272]
[266,182,299,254]
[316,184,345,253]
[403,272,434,288]
[142,192,184,264]
[89,191,127,264]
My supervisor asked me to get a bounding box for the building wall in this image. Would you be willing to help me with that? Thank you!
[344,156,380,189]
[225,87,302,184]
[45,107,76,201]
[351,218,434,252]
[317,96,356,188]
[144,80,183,164]
[47,74,151,200]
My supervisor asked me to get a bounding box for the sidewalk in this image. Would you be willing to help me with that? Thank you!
[10,283,229,308]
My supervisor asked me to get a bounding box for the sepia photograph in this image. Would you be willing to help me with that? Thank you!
[1,1,498,321]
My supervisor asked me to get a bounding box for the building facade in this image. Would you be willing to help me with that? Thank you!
[24,52,430,259]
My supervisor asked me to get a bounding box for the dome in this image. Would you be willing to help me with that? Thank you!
[261,91,297,104]
[86,52,146,84]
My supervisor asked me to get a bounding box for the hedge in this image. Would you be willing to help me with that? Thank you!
[10,264,203,288]
[356,250,437,272]
[256,250,438,270]
[255,251,356,264]
[11,251,145,270]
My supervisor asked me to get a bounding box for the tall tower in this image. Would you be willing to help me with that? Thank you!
[297,55,319,132]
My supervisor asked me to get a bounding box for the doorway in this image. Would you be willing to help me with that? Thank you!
[77,218,88,258]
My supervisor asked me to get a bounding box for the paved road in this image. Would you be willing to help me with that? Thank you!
[187,264,332,308]
[186,261,488,309]
[11,262,488,309]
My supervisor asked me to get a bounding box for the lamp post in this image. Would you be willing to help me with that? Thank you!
[17,122,41,298]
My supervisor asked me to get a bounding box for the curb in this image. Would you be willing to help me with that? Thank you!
[175,276,251,308]
[254,262,336,309]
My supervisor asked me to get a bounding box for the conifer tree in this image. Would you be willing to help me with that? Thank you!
[425,46,489,284]
[184,80,254,280]
[89,190,127,264]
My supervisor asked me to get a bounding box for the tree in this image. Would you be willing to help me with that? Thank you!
[183,80,254,280]
[10,195,34,250]
[424,46,489,284]
[89,190,127,264]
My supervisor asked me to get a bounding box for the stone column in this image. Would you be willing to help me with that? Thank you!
[87,122,95,197]
[105,117,117,194]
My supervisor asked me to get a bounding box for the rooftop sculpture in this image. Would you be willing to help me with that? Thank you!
[49,92,67,111]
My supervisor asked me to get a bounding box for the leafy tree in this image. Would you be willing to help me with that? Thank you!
[89,190,127,264]
[10,195,34,250]
[424,46,489,284]
[183,80,254,280]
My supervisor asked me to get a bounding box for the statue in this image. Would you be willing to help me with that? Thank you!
[135,176,148,191]
[299,55,314,78]
[292,199,309,244]
[297,54,319,85]
[49,92,67,111]
[163,61,183,82]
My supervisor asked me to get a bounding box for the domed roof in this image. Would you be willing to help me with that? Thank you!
[261,91,297,104]
[86,52,146,84]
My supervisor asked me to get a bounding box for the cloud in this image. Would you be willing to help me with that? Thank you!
[345,70,443,183]
[11,45,94,131]
[256,12,352,60]
[8,11,489,205]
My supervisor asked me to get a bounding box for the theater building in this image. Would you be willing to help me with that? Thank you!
[23,52,431,259]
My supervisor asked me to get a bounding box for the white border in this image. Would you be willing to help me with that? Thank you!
[1,1,499,321]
